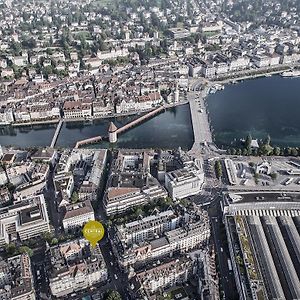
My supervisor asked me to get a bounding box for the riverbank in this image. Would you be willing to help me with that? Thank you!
[62,100,188,123]
[2,100,188,128]
[11,119,60,127]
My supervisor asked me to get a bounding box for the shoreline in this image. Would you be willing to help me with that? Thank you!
[11,119,60,127]
[212,63,299,83]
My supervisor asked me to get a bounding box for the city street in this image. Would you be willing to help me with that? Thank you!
[209,201,238,300]
[44,165,63,233]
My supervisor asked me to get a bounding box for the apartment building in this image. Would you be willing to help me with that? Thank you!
[0,194,50,247]
[132,257,195,299]
[48,239,108,298]
[105,150,167,215]
[29,105,60,121]
[116,210,181,245]
[229,56,250,71]
[252,55,270,68]
[62,200,95,231]
[0,253,36,300]
[105,184,167,216]
[63,101,92,119]
[114,207,210,268]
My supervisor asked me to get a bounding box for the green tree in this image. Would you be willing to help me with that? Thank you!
[214,160,222,179]
[236,148,242,155]
[5,243,17,256]
[251,148,258,156]
[254,173,259,185]
[105,290,122,300]
[245,133,252,150]
[265,134,271,146]
[7,182,14,192]
[273,147,281,156]
[164,196,173,206]
[51,238,58,245]
[259,144,273,156]
[43,231,54,243]
[71,191,79,203]
[12,65,23,79]
[19,246,33,257]
[21,37,37,49]
[242,148,249,156]
[133,207,144,218]
[291,148,298,156]
[230,148,237,155]
[11,41,22,56]
[46,48,54,55]
[285,147,292,156]
[179,198,190,208]
[270,172,277,181]
[106,219,112,228]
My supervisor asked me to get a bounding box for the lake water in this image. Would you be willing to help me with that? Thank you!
[206,76,300,148]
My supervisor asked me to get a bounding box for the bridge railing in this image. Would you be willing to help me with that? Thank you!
[116,106,165,134]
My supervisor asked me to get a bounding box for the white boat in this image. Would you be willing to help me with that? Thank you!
[281,70,300,78]
[214,84,224,90]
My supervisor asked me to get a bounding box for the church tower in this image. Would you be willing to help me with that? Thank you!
[108,122,117,143]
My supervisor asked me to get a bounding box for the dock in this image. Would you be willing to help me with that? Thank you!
[49,119,63,148]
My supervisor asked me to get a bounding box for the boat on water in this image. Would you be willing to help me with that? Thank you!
[210,84,224,94]
[281,70,300,78]
[215,84,224,90]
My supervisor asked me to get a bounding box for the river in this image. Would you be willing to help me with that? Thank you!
[0,104,194,150]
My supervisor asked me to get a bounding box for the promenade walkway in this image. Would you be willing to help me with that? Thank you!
[213,63,299,83]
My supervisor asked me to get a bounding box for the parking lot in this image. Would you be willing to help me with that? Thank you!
[223,157,300,191]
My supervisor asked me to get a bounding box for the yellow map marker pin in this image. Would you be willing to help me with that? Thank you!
[83,220,105,248]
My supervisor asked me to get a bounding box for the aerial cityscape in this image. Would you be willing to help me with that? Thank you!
[0,0,300,299]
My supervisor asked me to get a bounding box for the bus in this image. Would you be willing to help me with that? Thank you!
[227,258,233,271]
